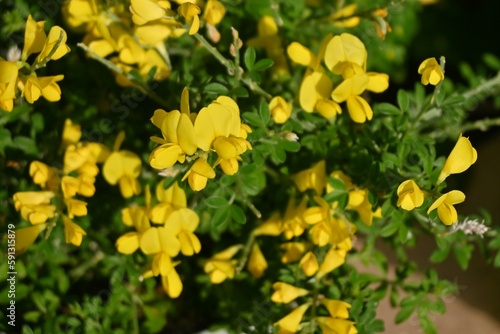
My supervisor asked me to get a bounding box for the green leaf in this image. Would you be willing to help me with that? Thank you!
[380,220,400,237]
[397,89,410,112]
[24,311,42,323]
[374,102,401,116]
[429,245,451,263]
[327,177,346,192]
[230,205,246,225]
[204,82,229,95]
[253,58,274,72]
[206,196,229,208]
[31,112,44,134]
[242,112,264,128]
[212,207,231,229]
[258,101,270,126]
[395,305,415,324]
[13,136,39,155]
[244,47,256,70]
[453,243,473,270]
[0,127,12,155]
[483,53,500,70]
[231,86,249,98]
[278,140,300,152]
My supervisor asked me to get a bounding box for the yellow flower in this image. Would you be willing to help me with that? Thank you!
[247,243,267,278]
[280,242,309,263]
[167,208,201,256]
[21,74,64,103]
[437,134,477,184]
[29,161,58,190]
[36,25,71,63]
[181,157,216,191]
[63,216,87,246]
[269,96,292,124]
[15,224,47,253]
[271,282,309,303]
[203,0,226,26]
[292,160,326,195]
[116,208,151,254]
[316,317,358,334]
[194,96,250,159]
[324,33,367,75]
[331,4,360,28]
[149,88,198,169]
[13,191,56,225]
[248,16,290,77]
[281,197,308,239]
[22,15,46,60]
[140,226,181,257]
[317,239,352,278]
[161,264,183,298]
[275,303,310,334]
[103,131,142,198]
[299,251,319,276]
[61,119,82,147]
[203,244,243,284]
[129,0,169,25]
[321,299,351,319]
[0,58,19,112]
[418,57,444,86]
[397,179,425,211]
[178,3,201,35]
[253,212,282,236]
[65,198,88,218]
[427,190,465,225]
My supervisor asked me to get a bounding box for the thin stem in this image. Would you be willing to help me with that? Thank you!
[460,117,500,133]
[77,43,170,108]
[462,71,500,101]
[236,232,256,274]
[193,32,233,70]
[308,277,322,333]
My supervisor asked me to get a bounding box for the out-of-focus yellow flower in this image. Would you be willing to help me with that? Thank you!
[13,191,56,225]
[168,208,201,256]
[299,251,319,276]
[130,0,169,25]
[316,317,358,334]
[22,15,47,60]
[116,207,151,254]
[15,224,47,253]
[269,96,292,124]
[271,282,309,303]
[437,134,477,184]
[322,299,352,319]
[418,57,444,86]
[63,216,87,246]
[274,303,310,334]
[281,197,308,239]
[103,131,142,198]
[331,4,360,28]
[203,244,243,284]
[21,74,64,103]
[29,161,58,191]
[324,33,367,75]
[203,0,226,26]
[247,243,267,278]
[65,198,88,218]
[317,238,352,278]
[397,179,425,211]
[0,58,19,111]
[253,212,282,236]
[427,190,465,225]
[248,16,289,77]
[292,160,326,195]
[181,157,216,191]
[140,225,181,257]
[62,119,82,147]
[178,2,201,35]
[280,242,309,263]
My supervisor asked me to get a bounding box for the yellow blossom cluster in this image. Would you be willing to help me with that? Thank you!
[247,16,290,77]
[13,119,109,252]
[287,33,389,123]
[62,0,226,86]
[272,284,358,334]
[0,15,70,112]
[397,134,477,225]
[115,182,201,298]
[149,87,252,191]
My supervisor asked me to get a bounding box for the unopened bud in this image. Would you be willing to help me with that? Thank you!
[284,131,299,142]
[231,27,239,40]
[206,24,221,43]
